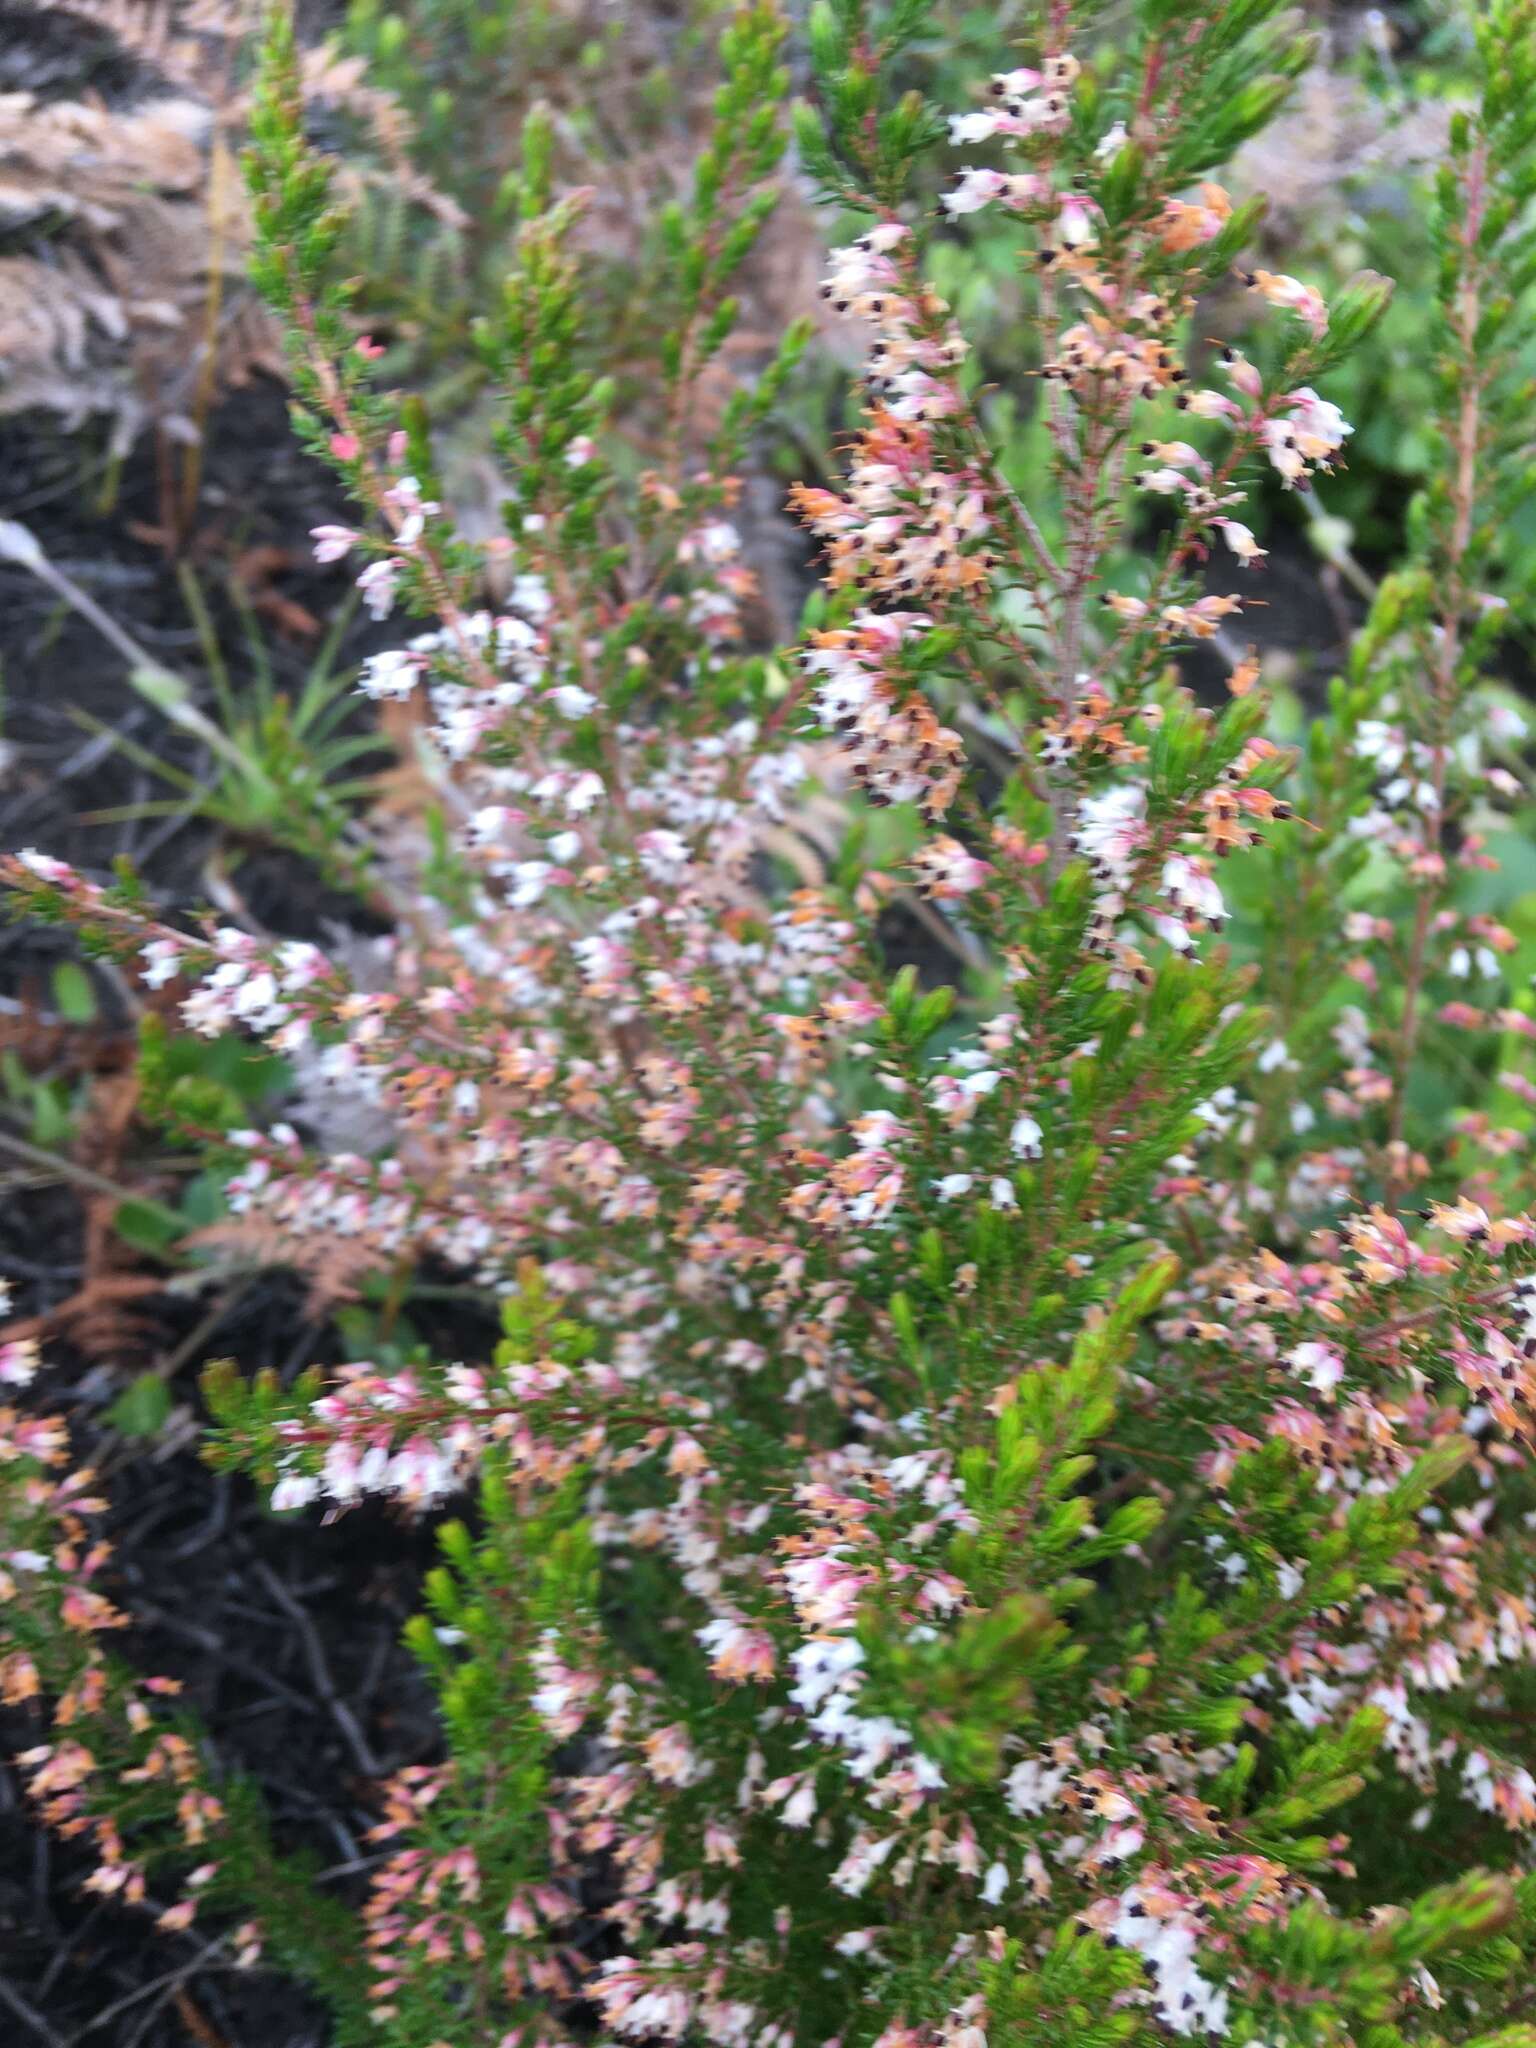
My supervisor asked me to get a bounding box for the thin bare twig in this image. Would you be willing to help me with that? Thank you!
[73,1934,228,2043]
[251,1561,383,1779]
[0,1128,179,1225]
[0,1973,66,2048]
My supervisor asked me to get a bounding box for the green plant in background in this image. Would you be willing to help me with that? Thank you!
[343,0,620,221]
[79,571,386,889]
[907,2,1536,629]
[0,519,385,889]
[1230,6,1536,1209]
[334,0,772,428]
[1265,5,1520,567]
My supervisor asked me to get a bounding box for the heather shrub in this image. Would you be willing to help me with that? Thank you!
[9,3,1536,2047]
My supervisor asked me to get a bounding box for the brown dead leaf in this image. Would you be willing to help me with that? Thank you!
[229,545,321,640]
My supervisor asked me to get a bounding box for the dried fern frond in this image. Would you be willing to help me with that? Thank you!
[187,1214,382,1316]
[297,44,466,230]
[0,3,462,446]
[0,88,205,228]
[0,92,277,447]
[30,0,261,96]
[0,249,135,430]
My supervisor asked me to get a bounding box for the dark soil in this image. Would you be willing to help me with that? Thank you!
[0,379,449,2048]
[0,1440,439,2048]
[0,383,393,996]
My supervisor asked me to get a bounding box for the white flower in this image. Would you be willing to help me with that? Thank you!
[1057,194,1096,245]
[949,110,1003,144]
[0,1337,39,1388]
[508,861,553,908]
[1004,1757,1067,1816]
[548,684,597,718]
[16,848,73,882]
[1073,783,1147,884]
[140,938,186,989]
[1216,518,1266,566]
[309,524,355,563]
[1010,1114,1043,1159]
[468,806,512,846]
[679,520,740,564]
[943,167,1008,215]
[355,558,401,619]
[358,647,421,700]
[782,1782,817,1828]
[1289,1341,1344,1396]
[1487,701,1528,741]
[511,573,552,620]
[958,1068,1002,1099]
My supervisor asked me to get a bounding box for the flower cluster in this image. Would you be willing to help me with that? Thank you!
[0,1416,266,1953]
[788,413,992,605]
[799,613,965,818]
[816,224,967,423]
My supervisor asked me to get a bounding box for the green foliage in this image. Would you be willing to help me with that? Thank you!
[136,1014,290,1141]
[373,1470,600,2044]
[978,1924,1147,2048]
[1,1047,81,1149]
[82,572,382,887]
[1231,0,1536,1207]
[102,1371,175,1438]
[795,0,949,211]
